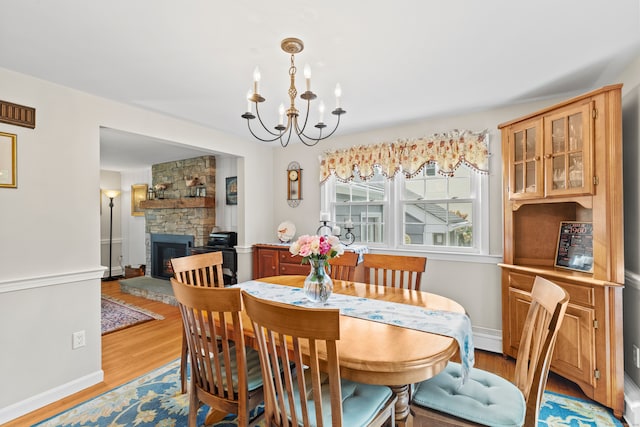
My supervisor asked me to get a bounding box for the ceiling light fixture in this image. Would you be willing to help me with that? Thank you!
[241,37,346,147]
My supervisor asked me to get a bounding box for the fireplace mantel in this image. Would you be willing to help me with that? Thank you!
[140,197,214,209]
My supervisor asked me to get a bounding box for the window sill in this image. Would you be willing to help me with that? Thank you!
[365,247,503,264]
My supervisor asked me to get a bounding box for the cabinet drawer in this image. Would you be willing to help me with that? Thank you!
[280,252,305,264]
[506,271,594,307]
[280,263,310,275]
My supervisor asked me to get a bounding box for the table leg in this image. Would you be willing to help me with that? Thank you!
[390,384,413,427]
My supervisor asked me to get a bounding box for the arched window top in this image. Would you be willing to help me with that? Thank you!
[319,129,489,183]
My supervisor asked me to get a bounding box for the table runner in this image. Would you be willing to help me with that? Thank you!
[235,280,474,385]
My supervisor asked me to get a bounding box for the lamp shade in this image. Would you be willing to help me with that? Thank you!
[103,189,121,199]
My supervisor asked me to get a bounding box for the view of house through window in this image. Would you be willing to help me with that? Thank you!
[403,164,474,247]
[325,162,484,252]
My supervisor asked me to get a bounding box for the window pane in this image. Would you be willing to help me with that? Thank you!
[404,201,473,247]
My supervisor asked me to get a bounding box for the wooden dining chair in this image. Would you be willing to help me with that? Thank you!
[171,251,226,287]
[242,291,397,427]
[328,251,359,281]
[171,251,226,393]
[363,253,427,291]
[410,276,569,427]
[170,278,264,427]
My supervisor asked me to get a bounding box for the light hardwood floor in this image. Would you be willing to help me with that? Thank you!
[2,279,625,426]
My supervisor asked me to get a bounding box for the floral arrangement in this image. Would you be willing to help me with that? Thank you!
[289,234,344,263]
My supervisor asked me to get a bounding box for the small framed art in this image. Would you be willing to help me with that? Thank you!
[131,184,148,216]
[0,132,17,188]
[226,176,237,205]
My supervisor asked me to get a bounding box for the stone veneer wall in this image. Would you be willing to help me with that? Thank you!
[144,155,216,272]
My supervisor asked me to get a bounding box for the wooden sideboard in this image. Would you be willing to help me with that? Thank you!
[498,85,624,417]
[253,244,364,282]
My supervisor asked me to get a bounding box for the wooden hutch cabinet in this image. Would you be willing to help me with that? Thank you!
[498,85,624,417]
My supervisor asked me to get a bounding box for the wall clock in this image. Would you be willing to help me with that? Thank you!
[287,161,302,207]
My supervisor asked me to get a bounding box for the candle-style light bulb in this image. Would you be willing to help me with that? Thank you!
[246,89,253,113]
[278,103,285,126]
[318,100,325,123]
[253,67,261,95]
[304,64,311,91]
[334,83,342,108]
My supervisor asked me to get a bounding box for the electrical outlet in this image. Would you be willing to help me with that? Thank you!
[72,330,86,349]
[633,344,640,369]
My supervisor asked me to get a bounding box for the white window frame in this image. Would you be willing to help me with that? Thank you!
[321,165,490,258]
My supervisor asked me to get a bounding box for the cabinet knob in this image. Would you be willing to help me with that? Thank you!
[535,156,541,161]
[544,154,552,159]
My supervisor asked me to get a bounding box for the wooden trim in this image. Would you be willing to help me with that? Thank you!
[497,84,622,129]
[139,197,214,209]
[0,100,35,129]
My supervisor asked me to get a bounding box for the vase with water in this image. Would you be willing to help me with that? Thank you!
[303,257,333,304]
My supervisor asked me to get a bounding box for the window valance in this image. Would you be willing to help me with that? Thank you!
[319,129,489,183]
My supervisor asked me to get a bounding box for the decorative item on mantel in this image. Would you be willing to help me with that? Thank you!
[185,176,200,197]
[289,234,344,304]
[153,183,168,199]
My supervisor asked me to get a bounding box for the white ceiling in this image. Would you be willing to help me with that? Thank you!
[1,1,639,171]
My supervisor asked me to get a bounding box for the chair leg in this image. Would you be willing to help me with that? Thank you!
[188,380,198,427]
[180,331,188,394]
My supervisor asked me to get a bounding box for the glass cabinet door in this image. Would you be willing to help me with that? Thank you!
[509,119,543,199]
[544,102,592,196]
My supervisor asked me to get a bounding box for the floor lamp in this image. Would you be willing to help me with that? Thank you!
[102,189,121,281]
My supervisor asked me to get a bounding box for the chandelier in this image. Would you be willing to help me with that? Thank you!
[241,37,346,147]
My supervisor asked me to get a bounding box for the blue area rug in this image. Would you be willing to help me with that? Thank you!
[33,359,621,426]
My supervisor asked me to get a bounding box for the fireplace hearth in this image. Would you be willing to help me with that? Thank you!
[150,233,194,279]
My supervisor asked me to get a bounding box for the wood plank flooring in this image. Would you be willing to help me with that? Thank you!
[2,279,624,426]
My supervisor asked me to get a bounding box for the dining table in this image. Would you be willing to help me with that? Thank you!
[233,275,470,427]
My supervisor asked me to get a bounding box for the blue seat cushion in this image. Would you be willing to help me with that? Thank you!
[287,370,393,426]
[412,362,525,427]
[210,347,263,391]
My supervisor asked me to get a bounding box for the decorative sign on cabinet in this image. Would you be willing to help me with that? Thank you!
[498,85,624,417]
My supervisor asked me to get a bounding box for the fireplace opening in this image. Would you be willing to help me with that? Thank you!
[150,233,194,279]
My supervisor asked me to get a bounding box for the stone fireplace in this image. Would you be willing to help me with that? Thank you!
[142,155,216,277]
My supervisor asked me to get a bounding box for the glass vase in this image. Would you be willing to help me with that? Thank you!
[303,257,333,304]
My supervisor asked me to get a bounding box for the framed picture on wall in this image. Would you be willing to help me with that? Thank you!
[0,132,17,188]
[226,176,237,205]
[131,184,148,216]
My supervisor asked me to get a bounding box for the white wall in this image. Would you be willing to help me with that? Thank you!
[0,66,274,423]
[620,56,640,388]
[120,169,151,269]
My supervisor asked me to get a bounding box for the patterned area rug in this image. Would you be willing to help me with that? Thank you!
[101,295,164,335]
[32,358,621,426]
[33,359,263,427]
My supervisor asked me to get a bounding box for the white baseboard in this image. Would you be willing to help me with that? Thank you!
[472,326,503,354]
[0,369,104,424]
[625,374,640,426]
